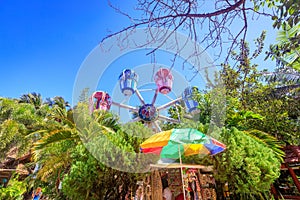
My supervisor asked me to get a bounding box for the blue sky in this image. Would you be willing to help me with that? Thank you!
[0,0,277,106]
[0,0,131,103]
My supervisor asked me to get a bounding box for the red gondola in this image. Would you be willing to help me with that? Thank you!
[89,91,112,113]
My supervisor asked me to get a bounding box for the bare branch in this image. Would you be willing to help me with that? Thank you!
[103,0,275,75]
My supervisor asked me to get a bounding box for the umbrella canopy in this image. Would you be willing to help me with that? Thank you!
[140,128,226,159]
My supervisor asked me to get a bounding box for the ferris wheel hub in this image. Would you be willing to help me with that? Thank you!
[138,104,158,122]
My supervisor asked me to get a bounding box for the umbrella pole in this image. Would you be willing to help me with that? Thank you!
[178,145,186,200]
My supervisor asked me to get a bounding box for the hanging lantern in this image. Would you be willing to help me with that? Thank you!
[154,68,173,94]
[119,69,138,96]
[182,86,200,114]
[89,91,112,113]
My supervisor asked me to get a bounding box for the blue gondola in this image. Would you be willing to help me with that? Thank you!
[119,69,138,96]
[182,86,200,114]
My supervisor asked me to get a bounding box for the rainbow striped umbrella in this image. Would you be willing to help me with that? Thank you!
[140,128,226,159]
[141,128,226,200]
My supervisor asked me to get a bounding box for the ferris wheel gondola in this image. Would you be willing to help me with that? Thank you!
[89,68,200,133]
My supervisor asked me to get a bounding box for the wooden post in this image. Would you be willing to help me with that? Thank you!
[288,167,300,193]
[270,184,279,200]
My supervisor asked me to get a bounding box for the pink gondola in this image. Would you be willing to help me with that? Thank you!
[89,91,112,113]
[154,68,173,94]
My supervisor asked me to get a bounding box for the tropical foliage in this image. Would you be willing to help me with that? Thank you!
[215,128,281,197]
[0,174,27,200]
[1,0,299,199]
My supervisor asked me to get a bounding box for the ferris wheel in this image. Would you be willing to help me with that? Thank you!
[89,68,200,133]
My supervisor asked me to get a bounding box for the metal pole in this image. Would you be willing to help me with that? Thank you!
[178,145,186,200]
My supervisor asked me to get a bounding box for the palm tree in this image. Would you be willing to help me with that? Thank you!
[32,107,78,151]
[29,106,78,196]
[29,102,143,199]
[29,102,121,184]
[267,23,300,71]
[45,96,71,109]
[19,93,43,109]
[0,97,44,161]
[262,67,299,98]
[264,23,300,98]
[32,103,120,151]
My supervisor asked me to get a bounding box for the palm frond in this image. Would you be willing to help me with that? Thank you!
[36,153,70,181]
[45,96,70,109]
[262,67,300,83]
[272,83,300,98]
[79,120,117,143]
[48,107,75,128]
[268,23,300,70]
[25,130,47,137]
[33,129,78,150]
[19,93,43,109]
[243,130,285,162]
[92,110,120,132]
[261,67,300,98]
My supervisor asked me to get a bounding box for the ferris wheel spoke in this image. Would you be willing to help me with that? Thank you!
[129,117,141,123]
[153,121,162,132]
[144,122,152,130]
[151,89,159,105]
[157,97,182,111]
[111,101,138,112]
[135,89,146,105]
[158,115,180,123]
